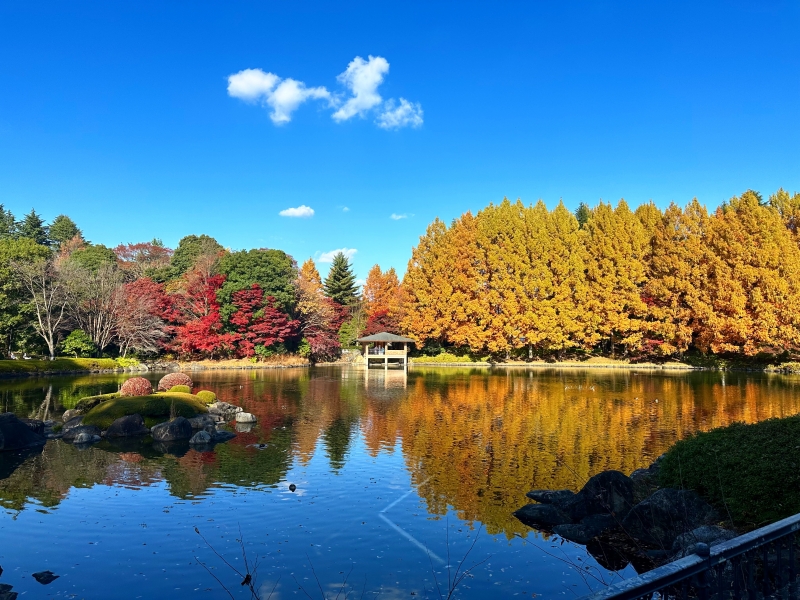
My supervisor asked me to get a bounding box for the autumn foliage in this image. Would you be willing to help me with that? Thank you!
[157,372,194,392]
[119,377,153,397]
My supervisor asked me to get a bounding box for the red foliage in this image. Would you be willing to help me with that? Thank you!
[157,372,194,391]
[119,377,153,397]
[228,285,299,357]
[170,275,237,357]
[114,241,173,279]
[363,309,401,336]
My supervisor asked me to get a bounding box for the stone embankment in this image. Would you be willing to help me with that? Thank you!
[514,458,736,570]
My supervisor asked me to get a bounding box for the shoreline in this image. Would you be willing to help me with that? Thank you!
[408,360,703,370]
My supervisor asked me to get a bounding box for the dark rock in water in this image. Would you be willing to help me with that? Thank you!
[0,413,47,452]
[553,513,619,545]
[20,419,45,436]
[671,525,736,558]
[72,432,100,445]
[564,470,635,521]
[621,488,719,549]
[62,409,81,423]
[32,570,59,584]
[188,415,217,430]
[289,484,297,492]
[61,425,101,443]
[514,503,572,528]
[151,417,193,442]
[189,430,212,445]
[0,582,16,600]
[152,441,190,457]
[526,489,576,509]
[105,414,149,438]
[62,416,85,431]
[212,430,236,443]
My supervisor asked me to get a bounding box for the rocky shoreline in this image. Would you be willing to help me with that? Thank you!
[513,459,737,572]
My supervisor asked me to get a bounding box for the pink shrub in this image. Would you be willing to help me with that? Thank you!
[157,372,193,392]
[119,377,153,397]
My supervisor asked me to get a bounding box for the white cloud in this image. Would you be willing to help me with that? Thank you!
[377,98,424,129]
[227,68,330,124]
[318,247,357,263]
[279,205,315,218]
[341,206,350,212]
[391,213,414,220]
[332,56,389,122]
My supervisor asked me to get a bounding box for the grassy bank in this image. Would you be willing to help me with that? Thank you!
[0,357,140,376]
[659,415,800,528]
[177,356,308,370]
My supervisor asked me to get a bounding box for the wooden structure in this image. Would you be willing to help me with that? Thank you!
[356,332,415,369]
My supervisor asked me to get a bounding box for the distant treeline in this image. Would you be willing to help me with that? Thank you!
[400,189,800,359]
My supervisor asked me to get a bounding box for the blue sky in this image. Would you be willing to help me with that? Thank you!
[1,1,799,281]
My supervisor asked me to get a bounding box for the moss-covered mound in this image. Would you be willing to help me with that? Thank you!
[659,415,800,527]
[75,392,120,413]
[169,385,191,393]
[82,393,208,430]
[196,390,216,403]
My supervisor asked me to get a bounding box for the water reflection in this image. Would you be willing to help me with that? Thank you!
[3,367,800,539]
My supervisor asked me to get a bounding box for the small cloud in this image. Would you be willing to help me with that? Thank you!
[227,68,330,124]
[332,56,389,122]
[355,278,366,287]
[318,247,357,263]
[377,98,423,129]
[341,206,350,212]
[279,205,315,218]
[391,213,413,220]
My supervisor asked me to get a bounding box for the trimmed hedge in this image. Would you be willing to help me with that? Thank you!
[119,377,153,396]
[196,390,216,403]
[169,385,191,394]
[81,392,208,430]
[659,415,800,527]
[158,372,193,391]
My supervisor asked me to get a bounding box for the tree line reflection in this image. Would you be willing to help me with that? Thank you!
[2,367,800,536]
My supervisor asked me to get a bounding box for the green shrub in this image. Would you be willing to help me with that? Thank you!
[115,357,141,369]
[659,415,800,527]
[61,329,95,358]
[82,393,208,430]
[196,390,216,403]
[170,385,191,393]
[74,392,120,413]
[411,352,476,364]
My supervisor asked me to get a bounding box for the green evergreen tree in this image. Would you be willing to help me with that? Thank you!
[323,252,359,306]
[48,214,82,247]
[170,234,224,278]
[0,205,16,240]
[17,209,48,246]
[575,202,591,228]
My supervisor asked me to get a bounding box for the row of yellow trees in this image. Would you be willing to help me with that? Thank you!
[384,189,800,358]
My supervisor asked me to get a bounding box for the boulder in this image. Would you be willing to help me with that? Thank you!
[208,402,243,420]
[235,412,256,423]
[62,416,84,431]
[188,415,217,430]
[62,425,101,443]
[73,432,100,445]
[553,514,619,545]
[189,430,212,445]
[564,470,635,521]
[0,582,17,600]
[105,414,149,438]
[513,503,572,529]
[0,413,46,452]
[671,525,736,558]
[62,409,81,422]
[212,430,236,443]
[20,419,45,436]
[151,417,193,442]
[621,488,719,549]
[526,489,576,509]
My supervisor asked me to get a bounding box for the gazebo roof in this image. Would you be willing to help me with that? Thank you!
[356,332,415,343]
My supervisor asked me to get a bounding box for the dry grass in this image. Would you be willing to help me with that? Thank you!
[177,355,308,370]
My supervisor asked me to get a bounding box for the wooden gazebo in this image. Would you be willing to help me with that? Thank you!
[356,332,415,369]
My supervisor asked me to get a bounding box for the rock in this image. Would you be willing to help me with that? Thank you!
[20,419,45,436]
[526,489,576,509]
[0,413,47,452]
[188,415,217,430]
[564,470,635,521]
[621,488,719,549]
[212,430,236,443]
[62,409,81,422]
[553,514,619,545]
[32,570,59,584]
[514,503,572,529]
[289,484,297,492]
[62,416,84,431]
[235,412,256,423]
[73,432,100,445]
[61,425,101,443]
[0,582,16,600]
[235,422,254,433]
[207,402,243,420]
[671,525,736,558]
[105,414,149,438]
[189,430,212,445]
[151,417,193,442]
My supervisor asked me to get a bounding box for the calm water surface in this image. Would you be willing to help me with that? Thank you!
[2,366,800,599]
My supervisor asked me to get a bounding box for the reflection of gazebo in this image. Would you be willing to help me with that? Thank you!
[356,332,414,368]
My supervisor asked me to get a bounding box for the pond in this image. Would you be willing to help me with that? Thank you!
[2,366,800,599]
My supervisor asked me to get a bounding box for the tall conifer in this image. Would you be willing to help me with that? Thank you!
[323,252,358,306]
